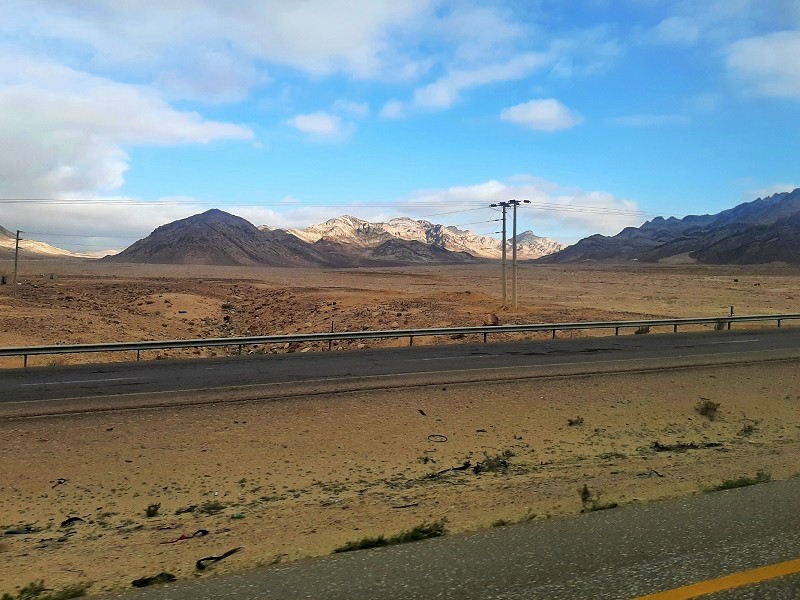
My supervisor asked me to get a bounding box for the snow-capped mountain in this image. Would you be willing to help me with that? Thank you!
[285,216,564,259]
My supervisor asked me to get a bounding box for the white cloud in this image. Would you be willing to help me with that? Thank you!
[500,99,582,132]
[399,178,642,240]
[379,100,408,119]
[286,111,350,139]
[0,55,254,198]
[747,183,799,199]
[413,52,550,109]
[2,0,434,97]
[611,114,690,126]
[332,100,370,117]
[726,31,800,99]
[649,16,701,46]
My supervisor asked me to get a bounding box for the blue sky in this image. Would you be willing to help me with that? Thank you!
[0,0,798,251]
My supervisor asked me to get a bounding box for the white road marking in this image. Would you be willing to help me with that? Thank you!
[18,377,141,387]
[706,339,760,345]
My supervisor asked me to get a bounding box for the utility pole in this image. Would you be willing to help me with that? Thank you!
[507,200,530,310]
[12,229,20,298]
[490,202,509,307]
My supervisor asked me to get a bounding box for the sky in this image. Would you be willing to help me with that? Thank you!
[0,0,799,252]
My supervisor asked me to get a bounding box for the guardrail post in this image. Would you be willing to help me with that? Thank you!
[615,327,619,336]
[409,336,414,347]
[136,349,140,361]
[238,344,242,355]
[23,354,27,368]
[552,329,556,339]
[778,319,782,328]
[728,306,734,330]
[674,324,678,333]
[483,332,487,343]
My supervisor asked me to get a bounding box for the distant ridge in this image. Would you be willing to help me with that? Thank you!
[285,215,564,259]
[540,188,800,265]
[105,209,480,267]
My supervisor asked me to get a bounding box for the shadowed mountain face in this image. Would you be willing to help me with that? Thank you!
[104,209,482,267]
[540,188,800,265]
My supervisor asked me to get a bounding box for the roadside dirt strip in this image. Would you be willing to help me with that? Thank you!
[1,352,799,596]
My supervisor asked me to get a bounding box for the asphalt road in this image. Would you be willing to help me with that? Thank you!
[102,477,800,599]
[3,328,800,404]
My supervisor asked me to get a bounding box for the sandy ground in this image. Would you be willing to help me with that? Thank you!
[2,261,800,368]
[1,360,799,596]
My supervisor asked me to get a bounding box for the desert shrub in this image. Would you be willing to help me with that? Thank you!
[473,450,514,474]
[579,484,618,512]
[1,580,91,600]
[567,416,584,427]
[334,520,446,553]
[634,326,650,335]
[144,503,160,518]
[695,399,720,421]
[197,500,225,515]
[714,320,727,331]
[709,471,770,492]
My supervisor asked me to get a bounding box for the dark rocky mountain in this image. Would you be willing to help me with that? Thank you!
[105,209,481,267]
[540,188,800,265]
[104,209,336,267]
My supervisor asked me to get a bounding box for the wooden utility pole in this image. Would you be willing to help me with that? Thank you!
[491,202,509,307]
[507,200,530,310]
[12,229,20,298]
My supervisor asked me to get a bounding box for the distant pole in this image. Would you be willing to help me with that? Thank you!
[508,200,530,310]
[491,202,509,307]
[511,201,518,309]
[12,229,20,298]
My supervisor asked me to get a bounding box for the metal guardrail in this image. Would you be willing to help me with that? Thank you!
[1,313,799,368]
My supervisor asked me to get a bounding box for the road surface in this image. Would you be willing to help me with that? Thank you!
[102,477,800,599]
[2,328,800,406]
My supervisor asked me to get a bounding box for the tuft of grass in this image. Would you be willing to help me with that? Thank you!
[579,484,618,512]
[738,420,760,436]
[197,500,225,515]
[144,503,161,518]
[634,326,650,335]
[695,399,720,421]
[473,450,514,474]
[708,471,770,492]
[567,416,584,427]
[334,520,446,553]
[1,580,91,600]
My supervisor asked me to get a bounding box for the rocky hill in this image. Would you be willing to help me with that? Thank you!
[540,188,800,265]
[286,215,564,259]
[0,226,92,260]
[105,210,480,267]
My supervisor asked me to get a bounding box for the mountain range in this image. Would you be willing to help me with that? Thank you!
[104,210,490,267]
[541,188,800,265]
[284,215,564,259]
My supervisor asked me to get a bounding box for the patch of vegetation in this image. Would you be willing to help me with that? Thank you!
[144,503,161,518]
[598,451,628,460]
[1,580,91,600]
[567,416,584,427]
[473,450,514,474]
[634,326,650,335]
[491,518,510,527]
[708,471,771,492]
[714,320,727,331]
[174,505,197,515]
[579,484,618,513]
[738,420,760,436]
[695,399,720,421]
[651,440,722,452]
[197,500,226,515]
[333,520,446,553]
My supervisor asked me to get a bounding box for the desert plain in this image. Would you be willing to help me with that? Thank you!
[1,260,800,596]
